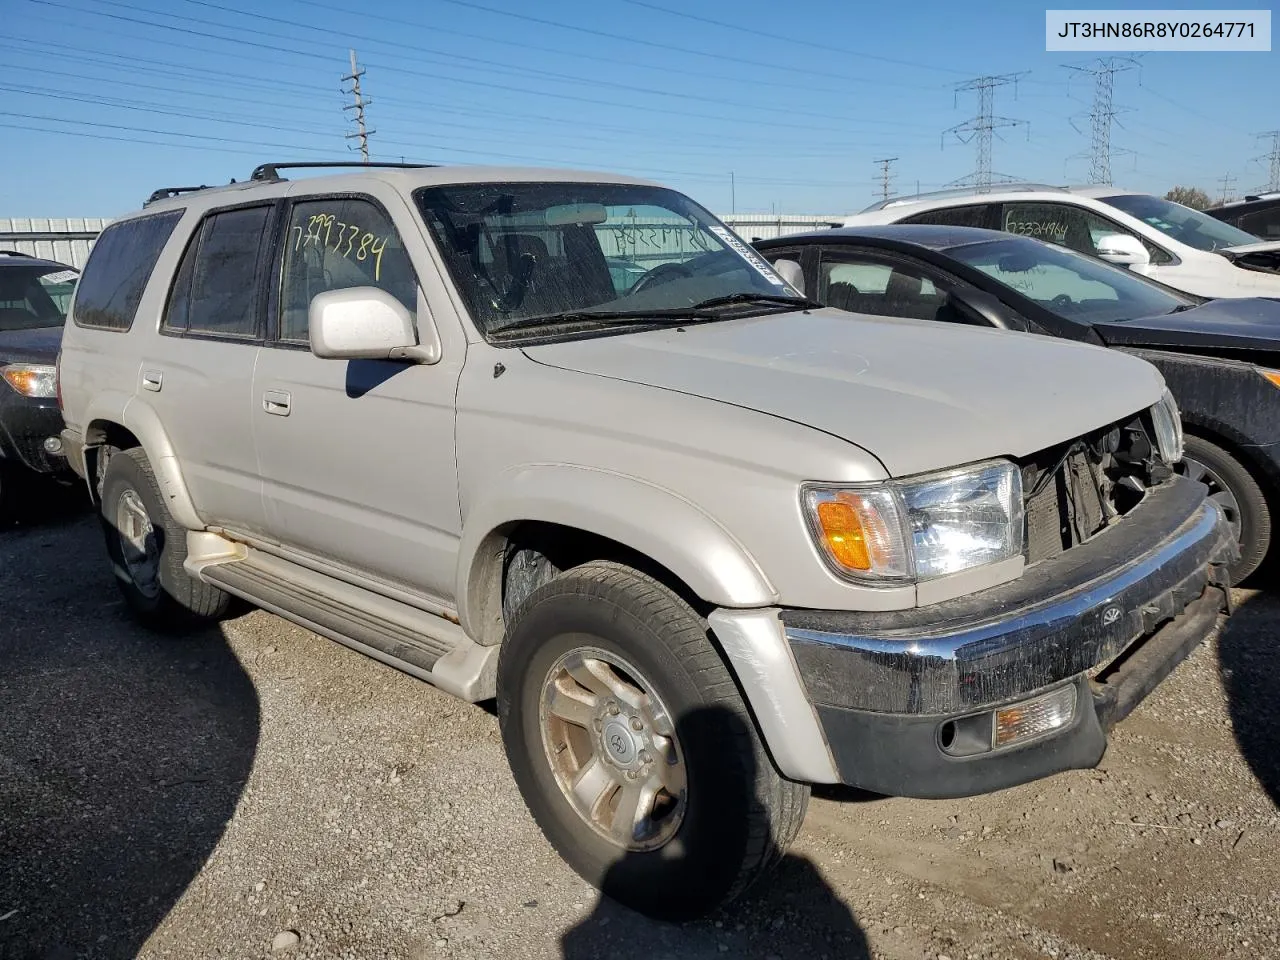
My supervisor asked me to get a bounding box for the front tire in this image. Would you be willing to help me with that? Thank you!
[497,560,808,921]
[1179,434,1270,584]
[99,446,230,627]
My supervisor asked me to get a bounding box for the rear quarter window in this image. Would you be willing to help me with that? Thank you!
[72,210,183,331]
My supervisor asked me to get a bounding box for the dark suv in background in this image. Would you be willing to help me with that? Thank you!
[0,251,77,517]
[1207,192,1280,241]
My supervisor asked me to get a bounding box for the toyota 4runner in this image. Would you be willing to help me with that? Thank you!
[57,162,1234,919]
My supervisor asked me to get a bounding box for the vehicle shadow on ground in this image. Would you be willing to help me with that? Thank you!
[0,516,260,960]
[0,476,89,530]
[559,706,870,960]
[1217,589,1280,807]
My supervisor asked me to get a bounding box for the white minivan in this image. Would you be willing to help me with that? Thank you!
[846,185,1280,299]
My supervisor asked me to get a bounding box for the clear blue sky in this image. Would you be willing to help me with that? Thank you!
[0,0,1274,217]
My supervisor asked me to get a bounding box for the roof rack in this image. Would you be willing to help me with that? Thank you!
[859,182,1067,213]
[0,250,33,257]
[250,161,437,182]
[145,185,212,205]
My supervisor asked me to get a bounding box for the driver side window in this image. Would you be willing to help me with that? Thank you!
[278,197,417,344]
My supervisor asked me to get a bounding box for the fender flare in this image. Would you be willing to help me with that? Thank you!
[85,394,205,531]
[456,464,777,643]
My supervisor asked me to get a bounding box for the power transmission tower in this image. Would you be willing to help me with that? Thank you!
[1064,57,1137,185]
[342,48,373,162]
[1217,172,1238,205]
[942,74,1028,193]
[873,157,898,201]
[1252,130,1280,193]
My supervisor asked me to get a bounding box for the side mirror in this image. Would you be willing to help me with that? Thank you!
[1095,233,1150,268]
[308,287,439,363]
[945,289,1024,331]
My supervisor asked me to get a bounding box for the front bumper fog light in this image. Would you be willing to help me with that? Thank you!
[43,436,64,456]
[994,685,1076,748]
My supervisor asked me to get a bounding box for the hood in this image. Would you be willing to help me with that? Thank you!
[1094,297,1280,352]
[1217,240,1280,275]
[0,324,63,364]
[521,309,1164,478]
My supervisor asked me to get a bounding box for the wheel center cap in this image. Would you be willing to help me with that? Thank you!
[601,718,638,766]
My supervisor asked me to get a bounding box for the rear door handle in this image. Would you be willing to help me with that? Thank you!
[141,370,163,392]
[262,389,292,416]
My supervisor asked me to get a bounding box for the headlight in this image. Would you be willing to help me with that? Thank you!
[1,363,57,398]
[803,459,1024,583]
[1149,389,1183,464]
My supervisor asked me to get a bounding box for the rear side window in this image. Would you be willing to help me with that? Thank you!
[72,210,182,331]
[901,204,996,229]
[165,205,272,338]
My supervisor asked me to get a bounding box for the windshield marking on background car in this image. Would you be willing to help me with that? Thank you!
[707,225,789,287]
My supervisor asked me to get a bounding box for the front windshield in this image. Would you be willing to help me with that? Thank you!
[0,265,77,331]
[949,236,1193,324]
[414,182,798,336]
[1099,194,1259,251]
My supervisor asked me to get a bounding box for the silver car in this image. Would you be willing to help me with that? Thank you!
[57,162,1234,919]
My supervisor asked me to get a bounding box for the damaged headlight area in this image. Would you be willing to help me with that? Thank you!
[803,460,1023,583]
[1,363,57,399]
[1149,389,1183,466]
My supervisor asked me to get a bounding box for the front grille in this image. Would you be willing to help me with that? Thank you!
[1022,412,1169,566]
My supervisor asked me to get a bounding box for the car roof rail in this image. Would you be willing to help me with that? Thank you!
[145,185,213,205]
[0,249,34,257]
[859,182,1068,213]
[250,161,438,182]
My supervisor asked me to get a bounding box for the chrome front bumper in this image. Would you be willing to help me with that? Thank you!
[782,476,1234,717]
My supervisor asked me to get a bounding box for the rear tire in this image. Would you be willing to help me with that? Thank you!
[99,446,231,627]
[497,560,808,921]
[1179,434,1270,584]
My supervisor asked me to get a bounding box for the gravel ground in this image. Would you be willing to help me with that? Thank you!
[1,500,1277,960]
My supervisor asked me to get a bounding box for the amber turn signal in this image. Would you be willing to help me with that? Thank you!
[815,496,872,571]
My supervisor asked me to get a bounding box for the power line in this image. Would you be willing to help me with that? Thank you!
[873,158,898,201]
[273,0,937,94]
[341,48,372,162]
[1253,130,1280,193]
[617,0,966,76]
[942,74,1028,192]
[33,0,941,134]
[1064,57,1137,185]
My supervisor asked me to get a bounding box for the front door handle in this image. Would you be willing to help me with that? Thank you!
[141,370,163,392]
[262,389,292,416]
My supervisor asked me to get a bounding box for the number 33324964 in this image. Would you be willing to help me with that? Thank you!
[293,213,390,281]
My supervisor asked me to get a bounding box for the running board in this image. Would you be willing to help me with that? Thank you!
[184,532,497,702]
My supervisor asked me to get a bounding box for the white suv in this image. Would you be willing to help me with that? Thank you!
[846,184,1280,299]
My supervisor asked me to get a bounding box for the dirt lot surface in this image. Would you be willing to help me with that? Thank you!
[2,504,1278,960]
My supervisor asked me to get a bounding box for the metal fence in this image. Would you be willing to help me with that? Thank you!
[0,218,111,268]
[718,214,846,241]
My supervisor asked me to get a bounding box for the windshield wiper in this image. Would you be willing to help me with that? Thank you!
[490,307,718,334]
[691,292,825,311]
